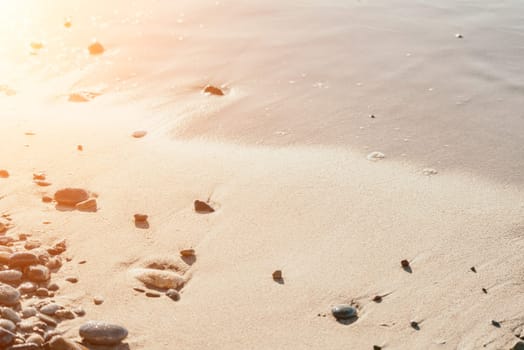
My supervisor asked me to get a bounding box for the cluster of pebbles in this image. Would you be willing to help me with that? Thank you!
[0,225,127,349]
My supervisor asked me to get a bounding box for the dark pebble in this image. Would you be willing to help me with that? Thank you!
[491,320,501,328]
[372,295,382,303]
[400,259,410,268]
[410,321,420,330]
[331,304,357,320]
[8,252,38,268]
[79,321,128,345]
[166,289,180,301]
[470,266,476,273]
[482,288,487,294]
[194,200,214,213]
[54,188,89,206]
[0,170,9,178]
[203,85,224,96]
[146,292,161,298]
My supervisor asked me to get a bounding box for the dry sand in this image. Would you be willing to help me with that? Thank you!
[1,1,524,349]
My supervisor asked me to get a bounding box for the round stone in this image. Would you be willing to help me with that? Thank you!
[40,303,62,316]
[132,131,147,138]
[26,265,50,282]
[54,188,89,206]
[166,289,180,301]
[331,304,358,320]
[18,282,37,294]
[1,306,21,323]
[88,42,105,55]
[0,270,23,283]
[0,319,15,331]
[0,283,20,305]
[79,321,128,345]
[8,252,38,268]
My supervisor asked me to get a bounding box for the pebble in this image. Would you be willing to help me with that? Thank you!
[88,42,105,55]
[72,307,85,317]
[180,249,195,257]
[401,259,410,268]
[75,199,97,211]
[20,307,37,318]
[26,334,44,345]
[203,85,224,96]
[46,258,62,270]
[1,307,21,323]
[410,321,420,330]
[93,296,104,305]
[0,327,14,346]
[372,295,383,303]
[470,266,477,273]
[422,168,438,176]
[42,196,53,203]
[35,181,52,187]
[133,287,145,293]
[40,303,62,316]
[194,200,214,213]
[48,335,88,350]
[54,188,89,206]
[491,320,501,328]
[37,313,57,327]
[32,173,46,180]
[132,130,147,138]
[512,341,524,350]
[146,291,161,298]
[26,265,50,282]
[30,42,44,50]
[0,223,6,233]
[0,170,9,178]
[0,283,20,305]
[165,289,180,301]
[134,214,148,222]
[132,268,185,289]
[272,270,282,280]
[77,145,83,151]
[65,277,78,284]
[0,270,22,283]
[48,283,59,291]
[8,252,38,268]
[331,304,357,320]
[24,240,41,250]
[456,33,463,39]
[0,318,15,331]
[366,151,385,161]
[55,309,75,319]
[18,282,37,294]
[35,288,49,297]
[79,321,128,345]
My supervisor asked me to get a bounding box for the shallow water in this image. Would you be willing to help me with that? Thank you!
[1,0,523,184]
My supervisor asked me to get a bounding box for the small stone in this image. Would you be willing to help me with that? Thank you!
[203,85,224,96]
[272,270,282,280]
[132,130,147,138]
[165,289,180,301]
[18,282,37,294]
[0,170,10,178]
[410,321,420,330]
[369,114,376,119]
[35,288,49,297]
[54,188,89,206]
[0,307,21,323]
[512,341,524,350]
[0,223,6,233]
[37,313,57,327]
[0,283,20,305]
[33,173,46,180]
[367,151,385,161]
[401,259,410,268]
[48,335,88,350]
[0,327,14,346]
[194,200,214,213]
[373,346,382,350]
[180,249,195,257]
[26,333,44,345]
[45,257,62,270]
[146,292,161,298]
[134,214,148,222]
[65,277,78,284]
[456,33,463,39]
[8,252,38,267]
[372,295,383,303]
[470,266,476,273]
[30,42,44,50]
[24,240,42,250]
[75,199,97,211]
[40,303,62,316]
[78,260,86,264]
[93,296,104,305]
[79,321,128,345]
[72,307,85,317]
[422,168,438,176]
[42,196,53,203]
[47,283,59,291]
[77,145,83,151]
[55,309,75,320]
[20,307,37,318]
[26,265,50,282]
[491,320,501,328]
[64,19,72,28]
[131,268,185,289]
[0,270,22,283]
[331,304,357,320]
[133,287,145,293]
[482,288,488,294]
[35,181,52,187]
[88,42,105,55]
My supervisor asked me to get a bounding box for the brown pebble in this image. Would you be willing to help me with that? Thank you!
[75,198,97,211]
[33,173,46,180]
[166,289,180,301]
[93,296,104,305]
[77,145,83,151]
[401,259,410,268]
[35,288,49,297]
[73,307,85,316]
[35,181,52,187]
[55,309,75,319]
[180,249,195,257]
[133,287,145,293]
[65,276,78,283]
[42,196,53,203]
[272,270,282,280]
[372,295,383,303]
[203,85,224,96]
[146,292,161,298]
[482,288,488,294]
[0,170,10,178]
[132,130,147,138]
[48,283,59,291]
[30,42,44,50]
[24,240,42,250]
[78,260,87,264]
[194,200,214,213]
[88,41,105,55]
[134,214,148,222]
[470,266,477,273]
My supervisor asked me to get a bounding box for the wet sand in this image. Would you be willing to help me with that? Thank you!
[1,1,524,349]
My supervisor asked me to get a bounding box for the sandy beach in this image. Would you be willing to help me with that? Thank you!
[1,1,523,349]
